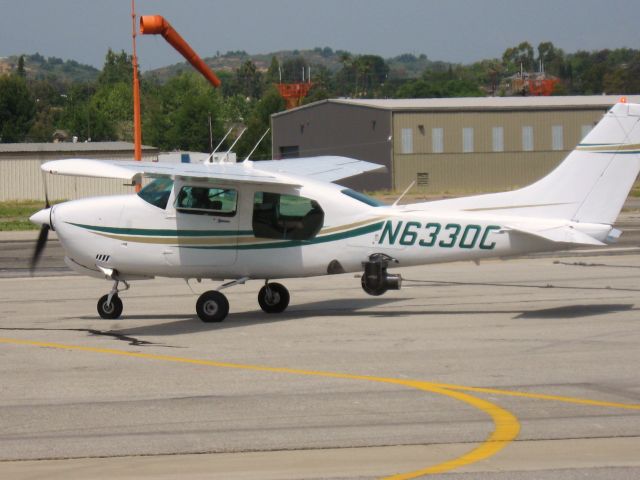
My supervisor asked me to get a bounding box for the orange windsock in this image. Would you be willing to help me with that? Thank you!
[140,15,221,88]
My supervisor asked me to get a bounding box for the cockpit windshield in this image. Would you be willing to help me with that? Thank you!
[137,178,174,209]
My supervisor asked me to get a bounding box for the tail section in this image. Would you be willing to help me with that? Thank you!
[414,101,640,225]
[571,102,640,223]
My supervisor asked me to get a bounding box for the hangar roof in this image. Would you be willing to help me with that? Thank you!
[0,142,158,154]
[274,95,640,116]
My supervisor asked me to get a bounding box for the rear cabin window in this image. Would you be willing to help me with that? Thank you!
[341,189,384,207]
[137,178,174,209]
[175,186,237,216]
[253,192,324,240]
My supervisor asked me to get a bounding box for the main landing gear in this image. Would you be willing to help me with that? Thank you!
[195,279,290,323]
[96,276,292,323]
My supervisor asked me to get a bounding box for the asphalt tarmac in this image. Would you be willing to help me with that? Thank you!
[1,232,640,479]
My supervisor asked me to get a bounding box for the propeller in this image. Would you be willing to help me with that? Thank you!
[29,172,51,274]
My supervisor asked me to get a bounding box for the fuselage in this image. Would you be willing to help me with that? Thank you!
[47,177,612,282]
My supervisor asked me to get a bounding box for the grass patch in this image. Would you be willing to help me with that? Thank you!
[0,201,44,231]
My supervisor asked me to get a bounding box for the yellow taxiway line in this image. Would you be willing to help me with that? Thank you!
[1,336,638,478]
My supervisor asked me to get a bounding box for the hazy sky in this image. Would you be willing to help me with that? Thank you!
[1,0,638,71]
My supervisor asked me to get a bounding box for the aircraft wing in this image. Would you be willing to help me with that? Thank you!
[41,156,384,186]
[251,156,386,182]
[41,158,301,186]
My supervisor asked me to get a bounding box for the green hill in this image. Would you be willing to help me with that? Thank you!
[0,53,99,83]
[144,48,438,83]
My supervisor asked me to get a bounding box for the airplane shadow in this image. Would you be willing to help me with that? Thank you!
[77,298,406,336]
[75,301,638,338]
[514,303,635,319]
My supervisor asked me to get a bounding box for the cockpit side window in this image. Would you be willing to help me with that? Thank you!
[137,178,174,209]
[253,192,324,240]
[175,186,237,216]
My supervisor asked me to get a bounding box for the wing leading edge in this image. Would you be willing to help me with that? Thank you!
[41,158,297,186]
[41,156,386,186]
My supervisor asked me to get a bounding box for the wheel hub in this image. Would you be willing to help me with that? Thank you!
[203,300,219,316]
[265,290,280,305]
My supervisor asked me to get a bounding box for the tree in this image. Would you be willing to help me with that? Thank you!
[98,49,133,86]
[27,80,66,141]
[235,86,285,160]
[265,56,280,84]
[17,55,26,78]
[148,72,224,152]
[335,54,389,97]
[0,75,36,142]
[235,60,263,99]
[502,42,535,73]
[396,79,438,98]
[302,64,333,104]
[281,56,307,83]
[91,82,132,140]
[603,52,640,94]
[354,55,389,97]
[536,42,566,76]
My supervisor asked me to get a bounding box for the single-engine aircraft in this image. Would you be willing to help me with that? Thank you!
[30,101,640,323]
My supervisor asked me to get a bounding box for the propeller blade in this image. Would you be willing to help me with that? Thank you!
[30,224,50,274]
[41,170,50,209]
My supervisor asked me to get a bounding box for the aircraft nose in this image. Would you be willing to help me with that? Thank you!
[30,207,52,227]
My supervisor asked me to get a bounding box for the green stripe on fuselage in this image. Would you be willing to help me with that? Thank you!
[68,222,253,237]
[68,220,385,250]
[184,221,386,250]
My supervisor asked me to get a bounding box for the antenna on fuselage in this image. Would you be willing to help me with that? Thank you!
[205,127,233,163]
[224,128,247,162]
[244,128,270,161]
[392,180,416,207]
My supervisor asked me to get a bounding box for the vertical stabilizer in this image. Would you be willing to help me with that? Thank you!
[413,101,640,224]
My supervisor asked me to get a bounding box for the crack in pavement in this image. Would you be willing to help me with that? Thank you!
[0,327,176,348]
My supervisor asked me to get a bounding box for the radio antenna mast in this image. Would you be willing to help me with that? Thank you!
[244,128,270,161]
[224,128,247,162]
[205,127,233,163]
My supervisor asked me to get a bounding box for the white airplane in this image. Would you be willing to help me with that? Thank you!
[30,100,640,323]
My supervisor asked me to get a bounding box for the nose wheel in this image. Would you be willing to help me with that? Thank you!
[97,294,123,319]
[97,278,128,319]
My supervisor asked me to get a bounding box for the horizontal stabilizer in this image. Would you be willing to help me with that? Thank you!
[506,224,606,246]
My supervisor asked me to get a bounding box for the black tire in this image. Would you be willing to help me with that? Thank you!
[361,274,387,296]
[258,283,290,313]
[97,294,123,319]
[196,290,229,323]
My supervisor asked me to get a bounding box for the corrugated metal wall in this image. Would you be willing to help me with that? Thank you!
[272,102,392,190]
[392,109,606,193]
[0,153,157,201]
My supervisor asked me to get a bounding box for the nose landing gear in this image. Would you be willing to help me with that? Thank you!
[97,278,129,319]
